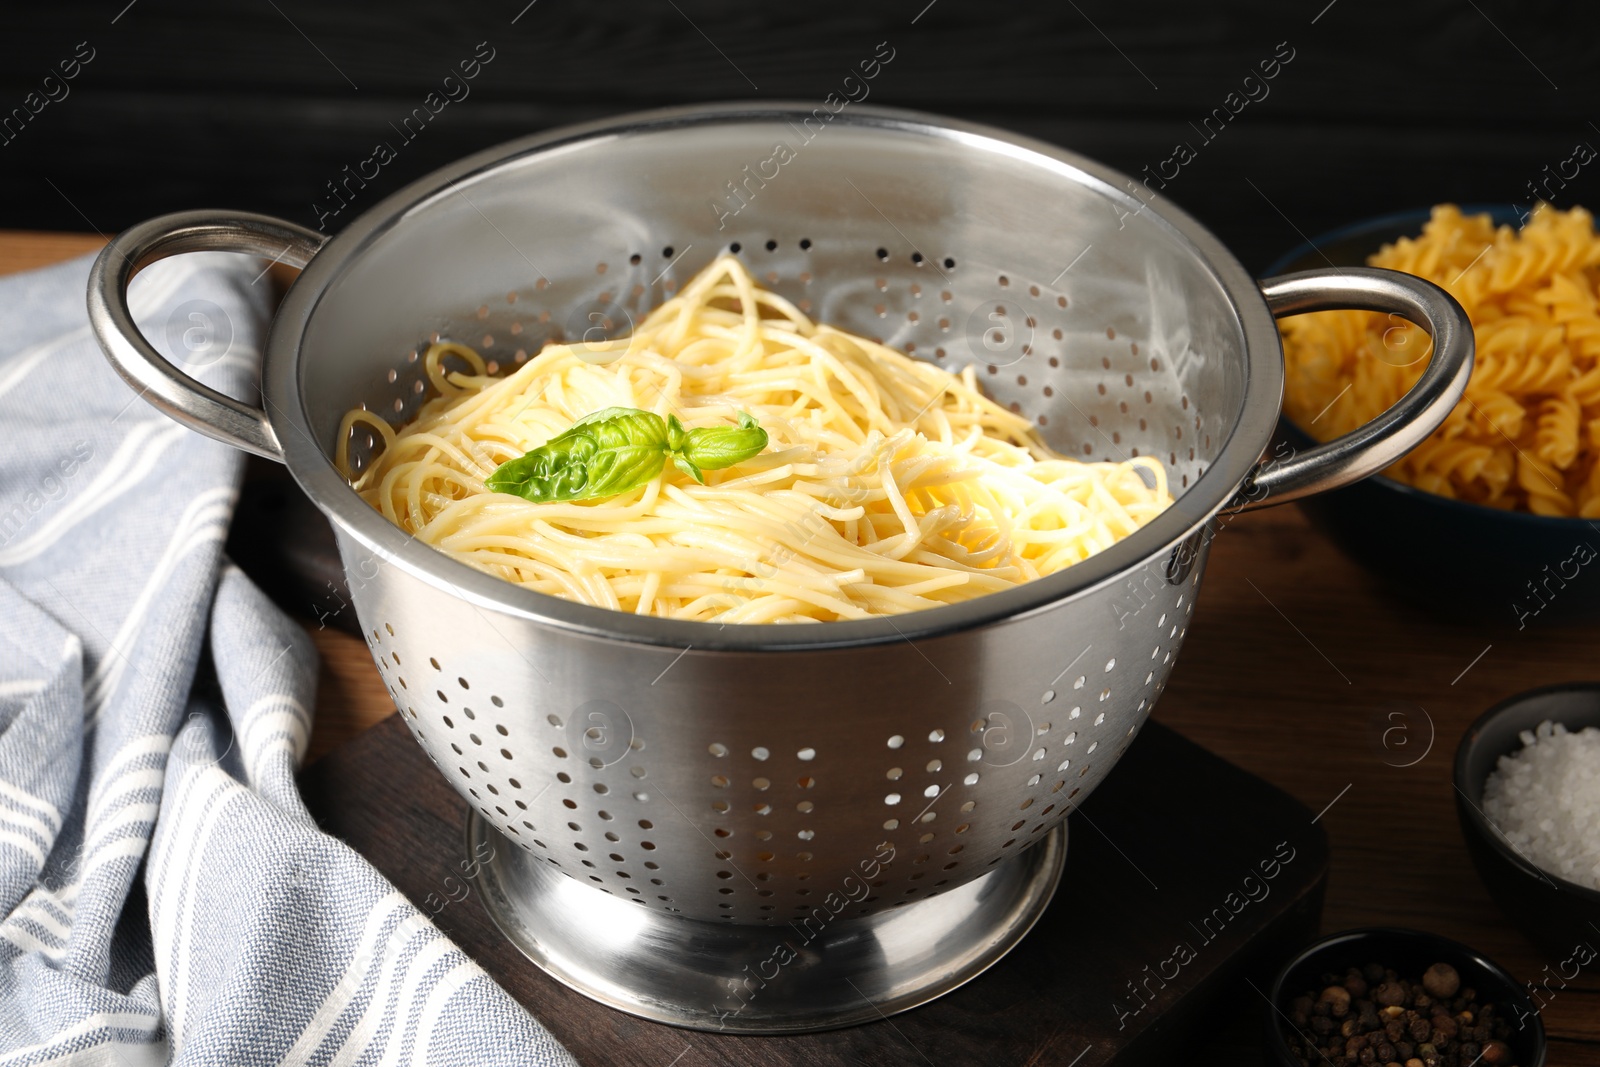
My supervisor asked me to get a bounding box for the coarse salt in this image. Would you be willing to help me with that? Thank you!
[1482,719,1600,891]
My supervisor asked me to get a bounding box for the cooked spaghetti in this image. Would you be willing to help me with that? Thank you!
[336,256,1171,622]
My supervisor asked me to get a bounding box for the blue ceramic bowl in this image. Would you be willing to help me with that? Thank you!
[1264,927,1547,1067]
[1266,207,1600,625]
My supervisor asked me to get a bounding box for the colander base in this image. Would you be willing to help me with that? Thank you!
[467,813,1067,1033]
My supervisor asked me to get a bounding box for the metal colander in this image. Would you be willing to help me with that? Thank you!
[90,103,1473,1033]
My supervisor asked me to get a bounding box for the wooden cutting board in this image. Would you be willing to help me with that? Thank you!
[300,712,1327,1065]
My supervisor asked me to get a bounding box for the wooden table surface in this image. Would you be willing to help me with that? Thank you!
[11,232,1599,1063]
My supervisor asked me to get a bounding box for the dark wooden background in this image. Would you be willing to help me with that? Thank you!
[4,0,1600,271]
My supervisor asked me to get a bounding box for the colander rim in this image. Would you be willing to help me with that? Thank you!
[265,101,1283,651]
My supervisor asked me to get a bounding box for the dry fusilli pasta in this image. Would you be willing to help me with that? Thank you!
[1283,203,1600,517]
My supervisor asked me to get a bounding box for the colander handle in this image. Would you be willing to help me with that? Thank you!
[1235,266,1475,509]
[87,210,327,463]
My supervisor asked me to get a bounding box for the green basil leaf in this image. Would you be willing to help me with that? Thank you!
[486,407,669,502]
[672,452,705,484]
[679,410,768,471]
[666,413,689,454]
[485,407,769,503]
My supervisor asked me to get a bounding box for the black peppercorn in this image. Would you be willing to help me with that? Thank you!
[1422,963,1460,999]
[1479,1040,1511,1064]
[1376,982,1408,1008]
[1321,985,1353,1018]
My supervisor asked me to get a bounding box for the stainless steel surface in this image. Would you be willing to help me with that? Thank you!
[89,102,1476,1030]
[88,210,326,461]
[1237,267,1474,509]
[468,812,1066,1032]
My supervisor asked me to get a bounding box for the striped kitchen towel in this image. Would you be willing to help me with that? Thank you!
[0,249,577,1066]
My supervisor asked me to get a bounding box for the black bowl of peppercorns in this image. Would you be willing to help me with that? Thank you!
[1266,928,1546,1067]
